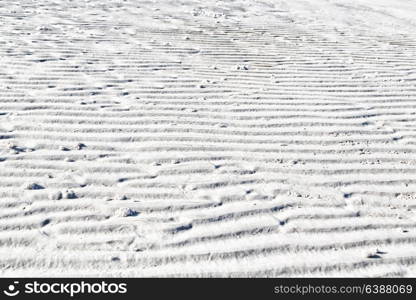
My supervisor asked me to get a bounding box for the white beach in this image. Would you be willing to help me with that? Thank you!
[0,0,416,276]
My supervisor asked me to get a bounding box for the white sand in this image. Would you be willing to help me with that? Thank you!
[0,0,416,277]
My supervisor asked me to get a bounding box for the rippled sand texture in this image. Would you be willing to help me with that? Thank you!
[1,0,416,276]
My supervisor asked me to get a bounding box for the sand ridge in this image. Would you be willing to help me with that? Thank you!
[0,0,416,277]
